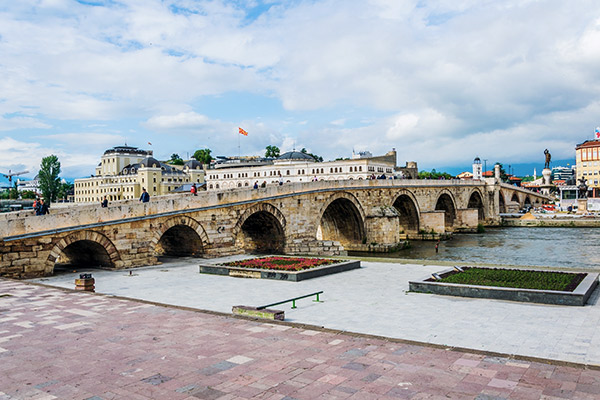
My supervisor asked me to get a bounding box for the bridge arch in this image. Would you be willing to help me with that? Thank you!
[435,191,457,229]
[233,203,286,254]
[511,193,520,205]
[467,189,485,221]
[392,191,420,234]
[524,195,532,206]
[153,215,209,257]
[316,192,365,248]
[46,230,121,273]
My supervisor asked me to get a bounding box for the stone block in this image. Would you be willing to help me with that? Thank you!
[232,305,284,320]
[12,258,31,266]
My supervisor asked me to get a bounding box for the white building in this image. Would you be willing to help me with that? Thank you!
[74,145,205,203]
[17,176,40,193]
[206,150,400,191]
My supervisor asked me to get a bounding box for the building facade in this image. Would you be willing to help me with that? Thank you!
[74,145,205,203]
[575,139,600,196]
[206,150,400,191]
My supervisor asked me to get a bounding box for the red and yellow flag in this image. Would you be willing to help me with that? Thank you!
[239,127,248,136]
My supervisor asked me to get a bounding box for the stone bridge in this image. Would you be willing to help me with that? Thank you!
[0,179,549,278]
[498,183,546,212]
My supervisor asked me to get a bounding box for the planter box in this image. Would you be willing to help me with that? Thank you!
[409,268,599,306]
[199,260,360,282]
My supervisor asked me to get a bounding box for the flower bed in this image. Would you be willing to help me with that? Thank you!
[222,256,337,271]
[199,257,360,281]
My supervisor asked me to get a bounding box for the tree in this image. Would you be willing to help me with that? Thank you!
[57,182,73,201]
[300,147,323,162]
[192,149,213,164]
[38,155,61,203]
[21,190,37,199]
[265,145,280,158]
[418,169,453,180]
[8,181,18,200]
[169,153,184,165]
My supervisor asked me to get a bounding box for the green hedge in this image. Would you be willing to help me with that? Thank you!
[440,268,585,292]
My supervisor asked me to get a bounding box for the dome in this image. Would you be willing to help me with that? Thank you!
[184,159,203,170]
[140,156,161,168]
[277,151,316,162]
[473,156,481,164]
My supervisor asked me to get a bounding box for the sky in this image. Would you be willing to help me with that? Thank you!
[1,0,599,182]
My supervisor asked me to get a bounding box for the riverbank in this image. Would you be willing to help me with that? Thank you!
[502,216,600,227]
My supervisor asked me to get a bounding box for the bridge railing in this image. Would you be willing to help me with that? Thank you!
[257,291,323,310]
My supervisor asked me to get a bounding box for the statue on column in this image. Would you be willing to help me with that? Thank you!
[543,149,551,169]
[578,178,588,199]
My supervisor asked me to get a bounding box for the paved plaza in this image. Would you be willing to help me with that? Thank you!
[28,257,600,367]
[2,278,600,400]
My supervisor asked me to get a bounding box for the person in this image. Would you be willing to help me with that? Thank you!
[253,181,259,189]
[260,181,266,188]
[191,183,197,196]
[139,188,150,203]
[435,240,440,253]
[37,199,49,215]
[32,199,38,214]
[101,196,108,208]
[278,172,283,186]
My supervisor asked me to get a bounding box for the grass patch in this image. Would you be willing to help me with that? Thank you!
[222,256,338,272]
[438,267,586,292]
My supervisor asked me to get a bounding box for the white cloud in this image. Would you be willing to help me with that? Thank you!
[0,116,51,131]
[1,0,600,177]
[144,112,214,130]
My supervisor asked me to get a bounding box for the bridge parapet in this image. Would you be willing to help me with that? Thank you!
[1,179,489,240]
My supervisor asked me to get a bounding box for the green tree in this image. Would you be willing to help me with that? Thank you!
[8,181,18,200]
[418,169,453,179]
[169,153,184,165]
[57,182,73,201]
[265,145,280,158]
[38,155,61,203]
[21,190,37,199]
[300,147,323,162]
[192,149,213,164]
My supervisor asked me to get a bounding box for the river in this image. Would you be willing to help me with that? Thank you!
[351,227,600,270]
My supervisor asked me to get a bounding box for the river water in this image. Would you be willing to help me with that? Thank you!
[352,227,600,270]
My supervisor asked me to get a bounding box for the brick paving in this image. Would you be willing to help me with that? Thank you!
[2,280,600,399]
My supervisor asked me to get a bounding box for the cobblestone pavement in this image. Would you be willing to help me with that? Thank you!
[28,258,600,366]
[2,280,600,399]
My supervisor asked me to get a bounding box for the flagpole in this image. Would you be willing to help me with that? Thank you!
[238,129,240,158]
